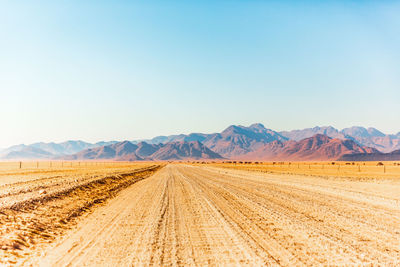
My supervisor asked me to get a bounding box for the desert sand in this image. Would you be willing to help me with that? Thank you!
[16,164,400,266]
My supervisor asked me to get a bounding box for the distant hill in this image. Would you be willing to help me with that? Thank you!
[341,126,385,138]
[65,140,223,161]
[0,140,118,160]
[135,142,163,158]
[280,126,400,153]
[134,133,208,144]
[202,123,288,158]
[66,141,138,160]
[338,149,400,161]
[340,126,400,153]
[279,126,348,141]
[30,141,95,155]
[151,141,222,160]
[2,147,53,160]
[242,134,378,161]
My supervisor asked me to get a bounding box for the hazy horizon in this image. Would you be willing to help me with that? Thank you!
[2,1,400,147]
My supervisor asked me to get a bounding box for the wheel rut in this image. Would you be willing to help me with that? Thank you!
[28,164,400,266]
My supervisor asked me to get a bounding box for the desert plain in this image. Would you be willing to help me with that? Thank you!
[0,161,399,266]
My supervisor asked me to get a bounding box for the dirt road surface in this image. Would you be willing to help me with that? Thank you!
[29,164,400,266]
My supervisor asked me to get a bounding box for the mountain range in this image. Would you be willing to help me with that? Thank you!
[279,126,400,153]
[135,125,400,153]
[64,141,222,161]
[241,134,378,161]
[0,141,118,160]
[1,124,399,161]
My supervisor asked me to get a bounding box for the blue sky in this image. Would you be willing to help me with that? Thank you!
[1,1,399,147]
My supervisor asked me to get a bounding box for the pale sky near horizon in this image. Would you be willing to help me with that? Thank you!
[1,1,400,147]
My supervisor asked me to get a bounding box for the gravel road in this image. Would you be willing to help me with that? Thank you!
[31,164,400,266]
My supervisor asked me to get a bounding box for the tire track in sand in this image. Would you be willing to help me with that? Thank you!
[29,164,400,266]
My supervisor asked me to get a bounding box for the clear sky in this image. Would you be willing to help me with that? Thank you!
[1,1,399,147]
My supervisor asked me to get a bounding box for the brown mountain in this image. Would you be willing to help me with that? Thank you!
[242,134,378,161]
[280,126,400,153]
[279,126,347,141]
[135,142,163,158]
[202,123,288,158]
[65,140,222,161]
[340,126,400,153]
[65,141,139,160]
[339,149,400,161]
[111,141,139,157]
[1,147,53,160]
[0,140,118,160]
[151,141,223,161]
